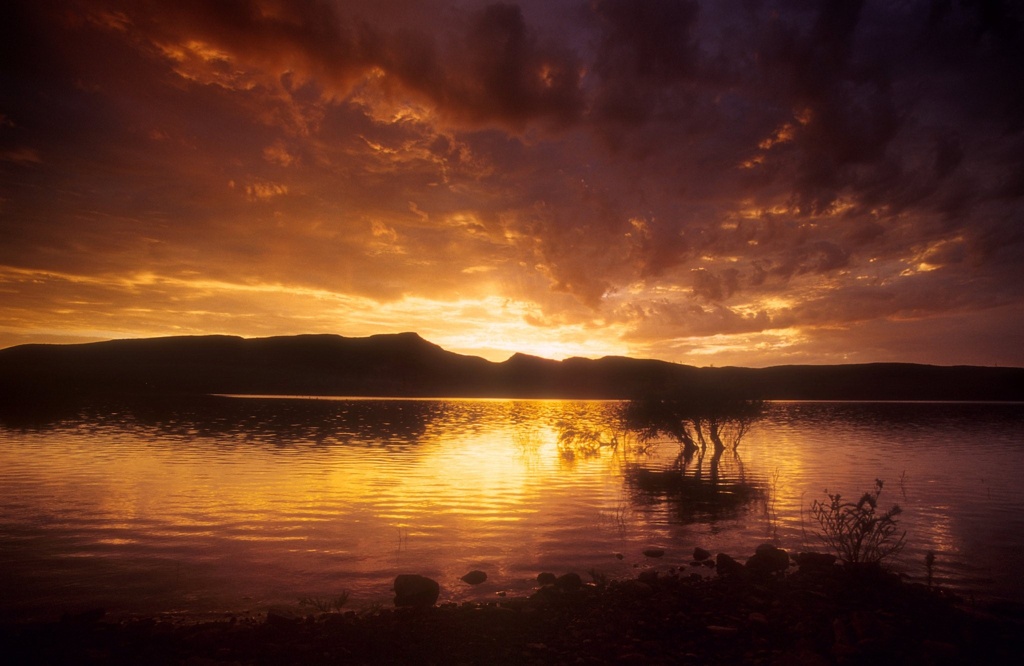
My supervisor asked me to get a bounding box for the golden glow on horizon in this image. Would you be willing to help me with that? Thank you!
[4,255,1010,368]
[0,258,879,367]
[679,327,804,359]
[0,264,633,362]
[2,0,1019,374]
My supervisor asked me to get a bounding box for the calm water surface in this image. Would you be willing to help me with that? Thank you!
[1,397,1022,621]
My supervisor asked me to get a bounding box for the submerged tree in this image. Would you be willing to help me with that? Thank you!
[619,393,765,454]
[618,392,767,523]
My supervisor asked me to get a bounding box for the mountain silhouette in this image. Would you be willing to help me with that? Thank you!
[1,332,1022,404]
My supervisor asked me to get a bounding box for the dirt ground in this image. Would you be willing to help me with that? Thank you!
[4,555,1023,665]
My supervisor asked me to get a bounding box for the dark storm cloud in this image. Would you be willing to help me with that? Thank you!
[924,0,1024,126]
[691,267,739,303]
[2,0,1023,365]
[589,0,701,125]
[742,1,903,214]
[131,0,586,128]
[774,241,851,279]
[453,3,585,126]
[621,297,779,340]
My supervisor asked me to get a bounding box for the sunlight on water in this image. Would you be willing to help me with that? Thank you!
[1,398,1022,621]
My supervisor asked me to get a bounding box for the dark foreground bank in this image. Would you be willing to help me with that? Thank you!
[4,550,1023,665]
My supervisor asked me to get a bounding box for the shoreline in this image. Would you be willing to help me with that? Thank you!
[5,547,1023,665]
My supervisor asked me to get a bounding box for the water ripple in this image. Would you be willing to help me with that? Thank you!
[2,399,1023,619]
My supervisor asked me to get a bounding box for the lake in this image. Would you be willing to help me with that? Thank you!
[2,397,1023,621]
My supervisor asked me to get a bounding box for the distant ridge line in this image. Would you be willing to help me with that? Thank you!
[1,333,1022,403]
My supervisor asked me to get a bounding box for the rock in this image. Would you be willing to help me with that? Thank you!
[642,548,665,558]
[60,608,106,625]
[794,551,837,573]
[556,572,583,591]
[393,574,440,608]
[637,569,659,584]
[920,640,960,663]
[693,547,712,562]
[757,542,786,558]
[848,609,883,643]
[619,580,654,597]
[536,572,557,586]
[460,570,487,585]
[716,553,745,577]
[266,610,300,627]
[746,543,790,576]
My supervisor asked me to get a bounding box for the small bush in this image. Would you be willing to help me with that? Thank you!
[810,479,906,566]
[298,592,350,613]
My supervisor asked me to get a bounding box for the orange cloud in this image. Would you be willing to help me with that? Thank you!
[1,1,1022,368]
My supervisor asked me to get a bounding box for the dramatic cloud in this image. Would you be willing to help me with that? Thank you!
[1,0,1022,366]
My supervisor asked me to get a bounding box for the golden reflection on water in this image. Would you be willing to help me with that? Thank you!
[2,399,1023,618]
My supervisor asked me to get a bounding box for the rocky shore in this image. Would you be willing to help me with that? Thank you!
[4,545,1023,665]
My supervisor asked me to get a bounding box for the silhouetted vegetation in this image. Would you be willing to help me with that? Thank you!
[618,394,768,523]
[620,395,766,453]
[298,592,350,614]
[554,421,655,461]
[810,479,906,567]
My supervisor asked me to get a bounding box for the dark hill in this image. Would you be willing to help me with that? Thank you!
[0,333,1021,404]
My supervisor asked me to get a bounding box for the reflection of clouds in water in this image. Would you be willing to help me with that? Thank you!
[2,398,1023,615]
[743,402,1024,601]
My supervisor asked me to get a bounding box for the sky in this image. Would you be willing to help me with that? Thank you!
[1,0,1023,367]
